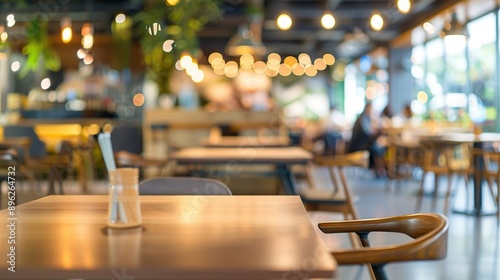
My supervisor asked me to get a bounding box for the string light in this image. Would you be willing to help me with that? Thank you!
[277,13,292,30]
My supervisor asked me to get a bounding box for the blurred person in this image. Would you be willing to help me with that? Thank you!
[347,102,386,177]
[322,105,348,155]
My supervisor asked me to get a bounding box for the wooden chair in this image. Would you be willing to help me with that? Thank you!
[3,126,73,194]
[299,150,369,220]
[139,177,232,195]
[417,139,473,213]
[318,213,449,280]
[475,148,500,216]
[111,125,168,178]
[114,150,167,178]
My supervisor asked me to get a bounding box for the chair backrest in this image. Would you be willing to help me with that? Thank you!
[139,177,232,195]
[3,125,46,160]
[314,150,369,168]
[110,125,143,154]
[318,213,449,280]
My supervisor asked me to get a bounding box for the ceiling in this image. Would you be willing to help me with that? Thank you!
[200,0,460,60]
[1,0,460,61]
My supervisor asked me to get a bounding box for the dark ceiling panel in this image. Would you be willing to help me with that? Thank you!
[1,0,460,60]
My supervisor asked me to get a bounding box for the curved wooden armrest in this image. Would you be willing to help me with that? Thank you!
[318,213,448,265]
[314,150,369,168]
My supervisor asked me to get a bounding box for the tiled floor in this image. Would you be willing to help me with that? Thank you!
[2,165,500,280]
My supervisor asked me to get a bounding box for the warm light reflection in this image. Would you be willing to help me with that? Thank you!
[163,39,175,52]
[115,13,126,24]
[61,17,72,44]
[147,22,161,36]
[133,93,145,107]
[267,53,281,65]
[224,61,239,78]
[192,69,204,83]
[284,56,298,69]
[417,91,428,103]
[208,52,223,65]
[304,65,317,77]
[298,53,311,66]
[314,58,326,71]
[370,12,384,31]
[366,87,376,100]
[278,64,292,76]
[240,54,254,69]
[62,27,72,43]
[252,61,267,73]
[423,22,435,34]
[180,54,193,69]
[83,52,94,65]
[41,78,51,90]
[323,54,335,65]
[321,13,335,29]
[277,13,292,30]
[165,0,180,6]
[77,48,86,59]
[82,34,94,49]
[10,61,20,72]
[397,0,411,14]
[292,65,304,76]
[87,124,100,135]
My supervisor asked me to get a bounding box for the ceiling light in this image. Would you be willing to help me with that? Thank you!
[277,13,292,30]
[147,22,161,36]
[441,12,468,39]
[423,22,435,34]
[370,12,384,31]
[321,13,335,29]
[61,17,72,44]
[225,25,266,56]
[115,13,126,24]
[397,0,411,14]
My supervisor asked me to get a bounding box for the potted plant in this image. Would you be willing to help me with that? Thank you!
[134,0,222,100]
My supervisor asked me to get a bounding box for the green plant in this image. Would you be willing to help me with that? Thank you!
[134,0,222,95]
[19,16,61,78]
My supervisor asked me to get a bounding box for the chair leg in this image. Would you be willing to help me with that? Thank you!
[370,264,389,280]
[303,162,316,189]
[418,171,427,196]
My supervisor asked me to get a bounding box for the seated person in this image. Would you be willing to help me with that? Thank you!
[347,103,386,177]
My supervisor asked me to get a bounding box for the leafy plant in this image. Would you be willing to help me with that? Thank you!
[134,0,223,94]
[19,16,61,78]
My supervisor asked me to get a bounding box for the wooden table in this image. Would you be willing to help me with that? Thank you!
[170,147,313,195]
[0,195,336,279]
[202,136,290,147]
[440,132,500,215]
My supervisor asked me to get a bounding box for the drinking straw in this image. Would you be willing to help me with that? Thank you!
[98,133,127,224]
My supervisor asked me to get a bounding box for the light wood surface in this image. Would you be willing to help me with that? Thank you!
[202,136,290,147]
[171,147,313,164]
[0,195,335,279]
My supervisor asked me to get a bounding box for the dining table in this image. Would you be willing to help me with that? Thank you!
[0,195,336,279]
[170,147,314,195]
[440,132,500,215]
[201,135,291,147]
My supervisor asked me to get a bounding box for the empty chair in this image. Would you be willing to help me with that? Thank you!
[475,148,500,216]
[111,125,167,177]
[299,150,369,221]
[3,125,73,194]
[139,177,232,195]
[417,139,473,214]
[318,213,449,280]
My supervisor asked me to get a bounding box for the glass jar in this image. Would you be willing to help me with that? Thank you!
[107,168,142,228]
